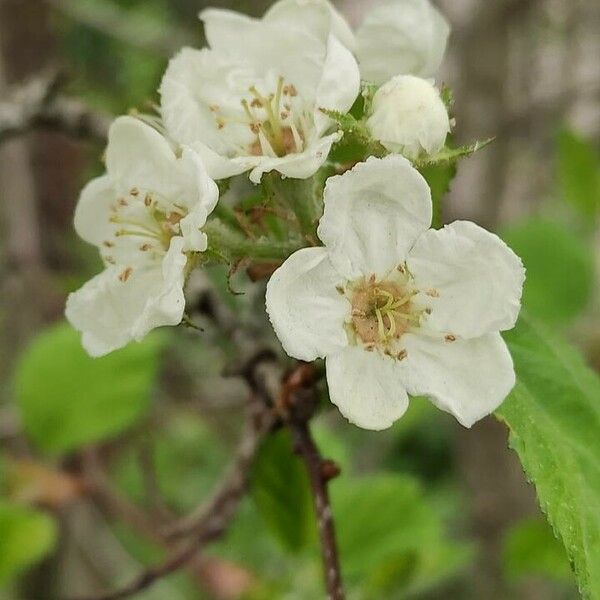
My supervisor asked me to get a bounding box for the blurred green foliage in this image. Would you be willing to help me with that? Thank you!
[502,218,594,326]
[251,430,315,553]
[0,503,57,586]
[503,518,573,584]
[15,322,165,455]
[557,129,600,220]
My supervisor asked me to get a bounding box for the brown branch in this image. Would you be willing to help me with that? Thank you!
[70,392,274,600]
[0,71,111,144]
[164,398,275,540]
[290,420,344,600]
[276,364,345,600]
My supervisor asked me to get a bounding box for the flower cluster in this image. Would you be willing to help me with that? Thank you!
[66,0,525,430]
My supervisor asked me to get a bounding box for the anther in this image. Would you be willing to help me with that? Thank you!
[445,334,457,343]
[130,188,139,197]
[397,349,408,361]
[118,267,133,282]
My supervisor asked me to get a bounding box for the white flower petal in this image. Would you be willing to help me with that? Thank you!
[131,237,188,341]
[248,131,340,183]
[317,155,432,279]
[177,148,219,252]
[399,332,515,427]
[264,0,356,52]
[73,175,116,248]
[105,116,182,199]
[408,221,525,338]
[160,48,253,154]
[200,8,325,99]
[326,346,409,430]
[356,0,450,84]
[266,247,349,362]
[188,141,260,181]
[314,34,361,135]
[65,239,187,357]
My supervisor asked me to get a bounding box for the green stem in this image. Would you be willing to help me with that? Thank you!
[262,173,322,241]
[204,219,302,262]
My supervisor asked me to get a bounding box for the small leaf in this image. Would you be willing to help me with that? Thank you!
[250,430,314,552]
[503,517,574,584]
[15,322,165,455]
[319,108,360,131]
[501,218,594,325]
[497,314,600,598]
[414,138,493,168]
[0,502,57,585]
[557,128,600,218]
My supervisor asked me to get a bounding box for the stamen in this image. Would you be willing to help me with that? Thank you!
[375,308,386,340]
[115,229,160,240]
[118,267,133,282]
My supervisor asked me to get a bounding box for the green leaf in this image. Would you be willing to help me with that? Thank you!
[15,322,164,455]
[503,517,574,584]
[332,474,471,596]
[497,315,600,598]
[557,128,600,218]
[501,218,594,325]
[250,430,314,552]
[0,502,57,585]
[414,138,493,168]
[419,163,457,229]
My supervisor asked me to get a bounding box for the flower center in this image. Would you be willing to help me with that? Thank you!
[101,187,186,270]
[212,76,306,158]
[343,267,427,358]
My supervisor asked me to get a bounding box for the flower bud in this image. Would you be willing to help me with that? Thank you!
[366,75,450,160]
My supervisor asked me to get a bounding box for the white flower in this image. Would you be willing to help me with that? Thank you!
[65,116,219,357]
[266,156,525,430]
[356,0,450,84]
[367,75,450,159]
[159,7,360,184]
[258,0,450,85]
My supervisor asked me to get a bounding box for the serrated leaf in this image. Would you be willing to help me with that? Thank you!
[501,218,594,325]
[15,322,164,455]
[557,128,600,218]
[497,315,600,599]
[319,108,360,131]
[0,503,57,585]
[415,139,493,168]
[250,430,314,552]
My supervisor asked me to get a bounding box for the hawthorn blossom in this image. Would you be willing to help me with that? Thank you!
[159,7,360,183]
[65,116,219,357]
[250,0,450,85]
[367,75,450,159]
[266,156,525,430]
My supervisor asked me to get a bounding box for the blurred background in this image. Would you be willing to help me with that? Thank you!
[0,0,599,598]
